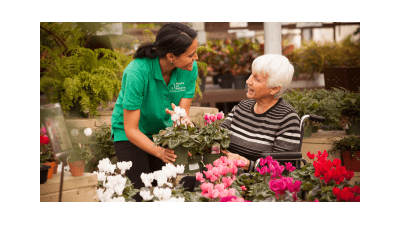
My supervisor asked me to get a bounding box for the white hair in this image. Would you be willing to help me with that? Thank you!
[251,54,294,99]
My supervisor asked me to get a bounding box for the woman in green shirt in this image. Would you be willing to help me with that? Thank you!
[111,23,198,201]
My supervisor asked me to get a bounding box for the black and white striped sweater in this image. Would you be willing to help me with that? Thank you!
[220,98,301,171]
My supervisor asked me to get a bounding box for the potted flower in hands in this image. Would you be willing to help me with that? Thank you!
[153,106,200,167]
[328,135,360,172]
[68,128,94,176]
[199,112,232,166]
[40,127,56,180]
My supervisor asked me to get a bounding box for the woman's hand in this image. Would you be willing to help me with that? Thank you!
[157,146,177,164]
[165,103,194,127]
[221,150,249,170]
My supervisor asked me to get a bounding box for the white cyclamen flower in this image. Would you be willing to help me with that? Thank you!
[103,189,115,202]
[178,108,187,118]
[114,184,125,196]
[171,113,180,122]
[176,165,185,174]
[96,172,107,182]
[110,196,125,202]
[140,190,154,201]
[157,197,185,202]
[84,128,92,136]
[153,170,168,187]
[97,188,105,202]
[140,173,154,187]
[153,187,172,201]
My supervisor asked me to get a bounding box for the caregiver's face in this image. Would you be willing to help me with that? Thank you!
[174,39,198,71]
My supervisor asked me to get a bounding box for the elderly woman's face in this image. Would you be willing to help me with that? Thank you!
[246,72,273,100]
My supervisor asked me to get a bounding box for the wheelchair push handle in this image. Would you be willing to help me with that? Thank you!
[308,114,325,123]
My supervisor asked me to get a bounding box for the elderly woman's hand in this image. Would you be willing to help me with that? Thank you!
[221,150,250,170]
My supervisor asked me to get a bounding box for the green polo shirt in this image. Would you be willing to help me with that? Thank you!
[111,57,198,142]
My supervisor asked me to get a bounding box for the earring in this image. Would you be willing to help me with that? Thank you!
[170,61,173,65]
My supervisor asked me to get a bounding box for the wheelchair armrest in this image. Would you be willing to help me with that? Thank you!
[260,152,303,159]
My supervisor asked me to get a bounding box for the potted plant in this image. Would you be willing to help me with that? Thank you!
[68,128,94,176]
[153,106,201,166]
[338,89,360,135]
[226,39,260,89]
[199,112,232,165]
[204,39,232,88]
[40,127,56,180]
[195,45,217,98]
[282,89,319,138]
[40,47,130,118]
[328,135,360,172]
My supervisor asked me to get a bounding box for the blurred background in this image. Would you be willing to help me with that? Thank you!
[40,22,360,115]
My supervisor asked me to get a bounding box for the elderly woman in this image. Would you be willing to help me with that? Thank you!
[220,54,301,172]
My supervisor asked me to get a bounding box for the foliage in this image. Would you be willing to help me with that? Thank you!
[68,128,94,164]
[328,135,360,160]
[225,38,260,76]
[40,46,130,117]
[86,123,117,173]
[288,36,360,74]
[282,89,319,125]
[40,127,55,167]
[282,87,360,128]
[198,113,232,153]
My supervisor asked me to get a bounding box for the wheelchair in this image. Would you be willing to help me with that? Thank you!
[253,114,325,171]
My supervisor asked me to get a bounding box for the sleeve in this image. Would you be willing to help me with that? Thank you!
[272,112,301,152]
[219,105,237,130]
[122,68,145,110]
[182,60,198,99]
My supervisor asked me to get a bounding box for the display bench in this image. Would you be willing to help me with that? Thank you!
[301,130,360,185]
[40,172,98,202]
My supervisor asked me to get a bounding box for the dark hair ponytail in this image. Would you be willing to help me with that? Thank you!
[133,23,198,59]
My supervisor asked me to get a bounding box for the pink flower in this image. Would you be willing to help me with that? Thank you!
[203,170,213,179]
[269,179,286,195]
[218,189,230,198]
[41,127,47,134]
[201,182,213,195]
[228,188,236,196]
[241,185,247,191]
[196,172,205,182]
[213,159,223,167]
[228,197,245,202]
[210,114,217,122]
[210,175,218,182]
[314,199,319,202]
[204,113,210,121]
[222,177,233,188]
[285,162,296,172]
[214,183,226,192]
[229,165,238,174]
[211,167,221,177]
[257,166,269,175]
[216,112,224,120]
[205,164,214,171]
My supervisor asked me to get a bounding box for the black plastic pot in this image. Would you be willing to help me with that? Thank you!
[323,67,360,92]
[40,165,51,184]
[233,75,249,89]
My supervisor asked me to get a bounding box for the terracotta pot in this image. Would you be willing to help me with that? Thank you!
[68,160,86,176]
[43,161,55,179]
[341,151,360,172]
[53,161,58,174]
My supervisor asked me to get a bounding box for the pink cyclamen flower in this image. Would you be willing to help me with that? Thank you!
[210,114,217,122]
[257,166,269,175]
[205,164,214,171]
[216,112,224,120]
[241,185,247,191]
[203,170,213,179]
[41,127,46,134]
[200,182,213,195]
[222,177,233,188]
[196,172,205,182]
[269,179,287,195]
[285,162,296,172]
[204,113,210,121]
[210,175,218,183]
[214,183,226,192]
[213,159,223,167]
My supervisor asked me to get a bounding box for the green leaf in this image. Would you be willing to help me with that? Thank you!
[182,141,194,148]
[168,137,181,149]
[213,132,223,140]
[204,135,212,144]
[220,139,230,149]
[163,130,176,138]
[161,139,169,147]
[322,186,333,192]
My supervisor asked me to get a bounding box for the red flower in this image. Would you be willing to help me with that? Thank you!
[307,151,315,160]
[332,158,341,167]
[40,134,49,145]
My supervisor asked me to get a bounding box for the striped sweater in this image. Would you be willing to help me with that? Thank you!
[220,98,301,171]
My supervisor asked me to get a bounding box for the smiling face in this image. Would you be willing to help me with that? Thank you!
[172,39,199,71]
[246,71,275,101]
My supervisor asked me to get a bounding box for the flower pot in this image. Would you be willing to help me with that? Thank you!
[341,151,360,172]
[53,161,58,174]
[43,161,55,179]
[200,76,206,92]
[202,153,222,166]
[233,75,248,89]
[345,119,360,135]
[172,145,189,166]
[40,165,51,184]
[323,67,360,92]
[68,160,86,176]
[218,74,233,89]
[184,154,202,175]
[303,123,313,138]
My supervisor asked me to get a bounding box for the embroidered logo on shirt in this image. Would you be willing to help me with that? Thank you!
[170,82,186,92]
